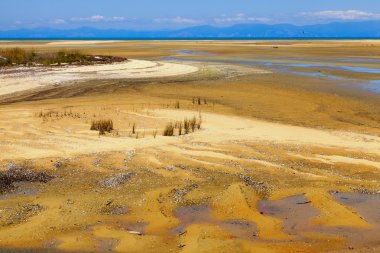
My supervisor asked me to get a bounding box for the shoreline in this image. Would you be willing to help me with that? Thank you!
[2,38,380,41]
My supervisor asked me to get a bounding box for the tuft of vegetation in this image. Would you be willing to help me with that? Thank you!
[36,110,83,120]
[184,118,190,134]
[164,115,202,137]
[90,119,114,135]
[163,122,175,136]
[190,116,197,132]
[132,123,136,134]
[178,121,183,135]
[192,97,208,106]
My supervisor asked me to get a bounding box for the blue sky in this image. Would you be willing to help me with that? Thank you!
[2,0,380,30]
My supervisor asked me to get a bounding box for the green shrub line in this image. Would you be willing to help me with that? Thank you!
[0,48,125,67]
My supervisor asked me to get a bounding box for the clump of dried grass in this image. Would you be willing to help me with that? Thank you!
[190,116,197,132]
[192,97,208,106]
[36,110,83,120]
[184,118,190,134]
[163,122,175,136]
[90,119,114,135]
[164,115,202,137]
[132,123,136,134]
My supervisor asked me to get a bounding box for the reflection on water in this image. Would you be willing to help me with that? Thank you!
[172,205,258,241]
[162,56,380,74]
[333,192,380,224]
[257,194,319,236]
[273,67,347,81]
[361,80,380,93]
[162,55,380,93]
[257,193,380,249]
[174,50,215,56]
[255,55,380,64]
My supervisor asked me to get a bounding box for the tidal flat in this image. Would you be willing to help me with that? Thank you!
[0,40,379,252]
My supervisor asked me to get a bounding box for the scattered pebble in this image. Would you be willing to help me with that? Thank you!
[99,172,135,188]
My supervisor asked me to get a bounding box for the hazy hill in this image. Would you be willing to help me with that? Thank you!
[1,21,380,39]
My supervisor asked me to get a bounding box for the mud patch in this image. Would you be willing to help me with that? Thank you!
[99,172,134,188]
[0,182,40,200]
[0,249,70,253]
[0,167,53,193]
[96,238,120,252]
[0,203,44,226]
[109,207,129,216]
[238,174,271,198]
[43,238,60,249]
[170,183,198,203]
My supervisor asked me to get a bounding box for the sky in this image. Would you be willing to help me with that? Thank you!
[1,0,380,30]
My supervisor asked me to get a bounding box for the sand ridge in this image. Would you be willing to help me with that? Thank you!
[0,59,199,96]
[1,108,379,162]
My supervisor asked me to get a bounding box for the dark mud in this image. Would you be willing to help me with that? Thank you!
[0,166,53,193]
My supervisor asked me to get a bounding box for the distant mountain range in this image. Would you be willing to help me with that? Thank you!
[1,21,380,39]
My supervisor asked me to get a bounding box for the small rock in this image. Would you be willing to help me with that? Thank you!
[53,161,63,169]
[128,230,142,235]
[179,231,187,236]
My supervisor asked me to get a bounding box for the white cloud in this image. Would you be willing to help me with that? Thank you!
[71,15,127,22]
[214,13,270,24]
[89,15,105,22]
[111,16,126,22]
[300,10,380,20]
[50,19,66,24]
[154,16,201,24]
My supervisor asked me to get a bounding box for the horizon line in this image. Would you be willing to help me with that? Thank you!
[1,19,380,32]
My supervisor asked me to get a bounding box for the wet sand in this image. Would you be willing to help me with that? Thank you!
[0,59,199,96]
[0,40,379,252]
